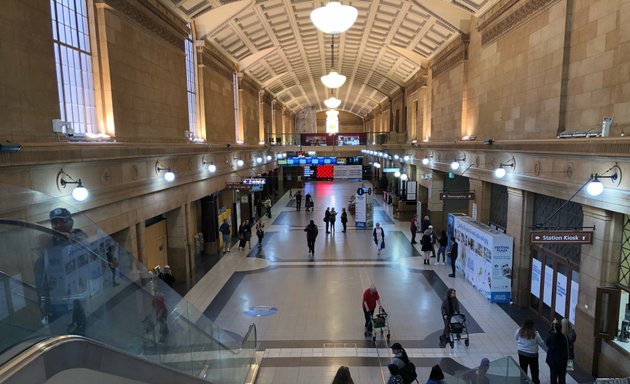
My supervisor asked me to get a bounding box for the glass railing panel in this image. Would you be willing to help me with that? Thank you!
[0,183,256,383]
[447,356,532,384]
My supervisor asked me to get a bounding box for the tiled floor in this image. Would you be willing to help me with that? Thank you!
[184,181,581,384]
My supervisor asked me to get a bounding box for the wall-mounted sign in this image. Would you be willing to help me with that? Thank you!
[226,182,251,190]
[383,168,401,173]
[243,178,266,185]
[530,231,593,244]
[439,192,475,200]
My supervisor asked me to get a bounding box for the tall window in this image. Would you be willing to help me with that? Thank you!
[185,27,197,138]
[50,0,97,134]
[620,214,630,288]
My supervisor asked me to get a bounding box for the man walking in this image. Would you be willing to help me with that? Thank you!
[219,219,231,254]
[324,207,331,233]
[304,219,318,257]
[448,236,458,277]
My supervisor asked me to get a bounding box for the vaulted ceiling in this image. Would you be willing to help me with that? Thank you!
[158,0,500,118]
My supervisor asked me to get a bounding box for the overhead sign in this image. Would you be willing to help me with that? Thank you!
[530,231,593,244]
[439,192,475,200]
[243,178,266,185]
[226,182,251,190]
[383,168,401,173]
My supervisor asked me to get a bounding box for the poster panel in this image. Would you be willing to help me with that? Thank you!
[531,259,542,298]
[355,187,367,227]
[543,265,553,306]
[555,272,567,316]
[333,165,362,180]
[569,279,579,324]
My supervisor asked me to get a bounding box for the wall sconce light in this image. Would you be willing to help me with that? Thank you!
[586,166,621,197]
[411,139,418,145]
[421,154,433,165]
[400,173,409,181]
[403,155,410,162]
[256,157,263,164]
[155,161,175,182]
[393,154,400,160]
[394,171,401,178]
[56,169,89,201]
[373,162,381,169]
[461,135,477,141]
[235,159,244,167]
[202,157,216,173]
[451,155,466,170]
[266,155,272,161]
[494,157,515,179]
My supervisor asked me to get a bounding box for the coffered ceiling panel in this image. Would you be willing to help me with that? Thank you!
[160,0,501,118]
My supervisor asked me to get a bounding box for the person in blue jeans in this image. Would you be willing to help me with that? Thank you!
[436,230,448,265]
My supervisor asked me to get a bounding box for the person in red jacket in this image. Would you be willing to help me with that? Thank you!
[362,285,381,336]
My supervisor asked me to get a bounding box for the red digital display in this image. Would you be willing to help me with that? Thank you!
[316,165,334,179]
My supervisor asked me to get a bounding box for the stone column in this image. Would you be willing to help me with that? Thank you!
[574,206,621,375]
[507,188,532,307]
[427,172,445,231]
[469,179,490,223]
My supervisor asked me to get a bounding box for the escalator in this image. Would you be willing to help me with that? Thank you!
[0,184,257,383]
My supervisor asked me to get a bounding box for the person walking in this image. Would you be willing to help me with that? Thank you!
[421,215,431,232]
[410,214,418,244]
[427,225,437,258]
[219,219,231,254]
[305,193,313,212]
[386,364,403,384]
[263,196,272,218]
[304,219,318,257]
[436,230,448,265]
[330,208,337,233]
[448,236,458,277]
[256,221,265,248]
[238,219,251,250]
[295,190,302,211]
[324,207,331,233]
[255,200,262,220]
[440,288,460,347]
[426,364,446,384]
[158,265,175,287]
[373,222,385,255]
[421,229,433,265]
[546,320,569,384]
[362,285,381,336]
[515,319,544,384]
[341,208,348,233]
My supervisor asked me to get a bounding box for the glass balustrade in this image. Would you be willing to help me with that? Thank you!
[0,183,256,383]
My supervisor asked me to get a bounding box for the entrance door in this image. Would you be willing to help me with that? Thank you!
[529,246,580,323]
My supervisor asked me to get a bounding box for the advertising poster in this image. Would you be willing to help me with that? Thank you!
[333,165,362,180]
[543,265,553,306]
[355,186,367,227]
[531,259,541,298]
[570,279,579,324]
[452,215,513,303]
[555,272,567,316]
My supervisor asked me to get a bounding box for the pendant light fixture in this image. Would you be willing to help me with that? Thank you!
[326,109,339,134]
[324,89,342,109]
[321,34,346,89]
[310,1,358,34]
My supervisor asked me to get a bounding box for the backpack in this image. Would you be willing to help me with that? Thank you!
[399,361,418,384]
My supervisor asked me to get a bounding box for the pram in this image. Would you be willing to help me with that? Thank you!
[305,199,313,212]
[368,306,390,343]
[440,313,470,348]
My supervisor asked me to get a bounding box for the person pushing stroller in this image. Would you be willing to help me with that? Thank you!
[439,288,460,347]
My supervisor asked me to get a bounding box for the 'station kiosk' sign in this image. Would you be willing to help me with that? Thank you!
[451,215,514,303]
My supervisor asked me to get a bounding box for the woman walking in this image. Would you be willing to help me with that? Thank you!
[546,320,569,384]
[341,208,348,232]
[515,319,544,384]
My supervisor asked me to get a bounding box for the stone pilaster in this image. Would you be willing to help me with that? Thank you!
[469,179,491,223]
[507,187,532,307]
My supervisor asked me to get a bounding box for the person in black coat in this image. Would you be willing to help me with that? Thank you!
[448,236,458,277]
[295,191,302,211]
[341,208,348,233]
[545,321,569,384]
[304,220,318,256]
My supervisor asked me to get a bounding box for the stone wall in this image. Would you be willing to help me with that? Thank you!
[0,0,60,143]
[100,2,189,143]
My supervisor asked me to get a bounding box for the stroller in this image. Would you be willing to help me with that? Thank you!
[440,313,470,348]
[305,196,313,212]
[367,306,390,343]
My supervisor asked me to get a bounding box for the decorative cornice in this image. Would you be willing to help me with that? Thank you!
[198,43,236,78]
[97,0,188,50]
[479,0,561,45]
[430,35,469,78]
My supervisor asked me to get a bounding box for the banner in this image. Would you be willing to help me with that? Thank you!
[334,165,362,180]
[355,183,373,228]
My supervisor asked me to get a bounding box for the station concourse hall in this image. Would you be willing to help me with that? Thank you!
[1,0,630,383]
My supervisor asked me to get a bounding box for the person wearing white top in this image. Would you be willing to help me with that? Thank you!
[515,319,544,384]
[372,223,385,255]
